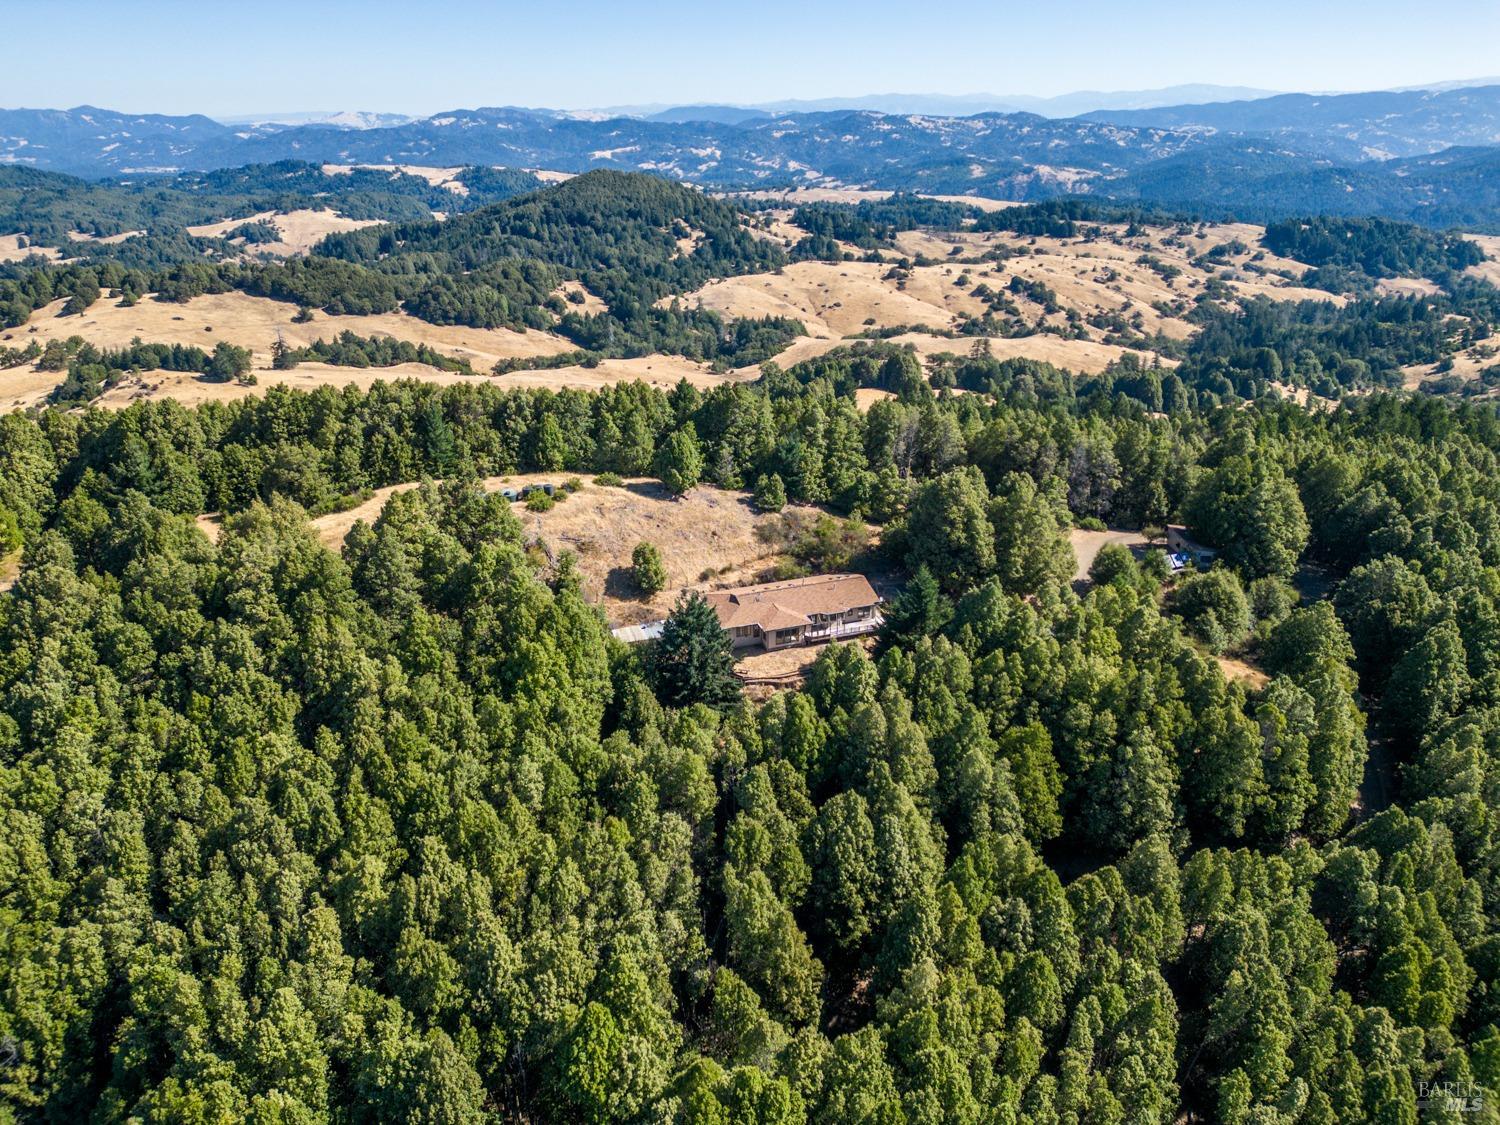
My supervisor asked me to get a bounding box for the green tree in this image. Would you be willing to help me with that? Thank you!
[990,472,1076,596]
[1186,456,1309,579]
[753,472,787,513]
[0,502,20,555]
[878,565,953,649]
[1089,542,1138,587]
[208,340,254,383]
[632,540,668,596]
[655,423,704,496]
[648,591,742,708]
[905,467,995,594]
[1170,568,1251,652]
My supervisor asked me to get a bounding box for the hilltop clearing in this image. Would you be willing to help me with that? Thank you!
[676,216,1340,369]
[199,472,839,630]
[185,209,384,255]
[0,234,64,264]
[4,291,573,367]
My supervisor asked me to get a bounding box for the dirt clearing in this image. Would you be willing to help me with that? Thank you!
[1216,654,1270,691]
[1069,527,1150,583]
[321,163,469,195]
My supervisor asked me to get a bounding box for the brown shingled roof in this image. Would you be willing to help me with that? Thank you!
[703,573,880,634]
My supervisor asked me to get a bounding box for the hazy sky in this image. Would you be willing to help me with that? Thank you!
[4,0,1499,116]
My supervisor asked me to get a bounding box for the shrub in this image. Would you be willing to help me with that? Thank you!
[632,541,667,596]
[753,472,786,513]
[1169,568,1250,653]
[789,515,868,574]
[208,341,254,383]
[0,504,21,555]
[1089,543,1137,587]
[1249,576,1298,628]
[594,472,624,487]
[525,491,555,512]
[1140,549,1172,584]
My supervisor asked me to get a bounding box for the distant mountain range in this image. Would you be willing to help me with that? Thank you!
[216,110,418,130]
[1085,86,1500,158]
[3,84,1500,228]
[614,85,1282,122]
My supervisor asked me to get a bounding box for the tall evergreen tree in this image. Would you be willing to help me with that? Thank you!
[648,591,742,708]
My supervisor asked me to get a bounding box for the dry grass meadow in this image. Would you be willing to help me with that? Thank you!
[197,473,830,628]
[0,199,1366,412]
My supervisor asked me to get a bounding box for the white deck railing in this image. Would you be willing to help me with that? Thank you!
[803,613,883,642]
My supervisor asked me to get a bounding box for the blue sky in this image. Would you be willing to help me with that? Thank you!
[4,0,1499,116]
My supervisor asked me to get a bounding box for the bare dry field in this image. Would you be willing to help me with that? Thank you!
[0,234,64,264]
[679,219,1335,379]
[513,477,833,624]
[1216,654,1270,691]
[742,211,817,250]
[767,330,1160,377]
[186,209,384,255]
[0,549,19,593]
[8,293,571,366]
[200,473,828,627]
[1068,527,1149,583]
[90,363,483,411]
[1376,277,1443,298]
[67,229,143,245]
[1465,235,1500,287]
[726,188,1017,212]
[0,365,84,412]
[680,260,967,338]
[321,163,469,195]
[550,280,609,315]
[1,288,750,409]
[14,355,743,414]
[0,213,1365,415]
[1401,346,1500,391]
[499,355,740,392]
[1,293,632,405]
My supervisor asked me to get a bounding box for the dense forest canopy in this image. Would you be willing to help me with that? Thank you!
[2,325,1500,1119]
[1263,216,1486,293]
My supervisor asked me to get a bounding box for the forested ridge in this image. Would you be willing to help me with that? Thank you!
[0,172,806,374]
[0,163,545,267]
[1,323,1500,1122]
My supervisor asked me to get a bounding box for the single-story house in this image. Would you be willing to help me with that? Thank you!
[1166,525,1218,569]
[706,573,883,651]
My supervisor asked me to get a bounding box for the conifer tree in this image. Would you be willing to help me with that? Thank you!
[648,591,741,708]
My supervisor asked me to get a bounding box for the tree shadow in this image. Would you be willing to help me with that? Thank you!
[604,565,644,601]
[623,479,673,501]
